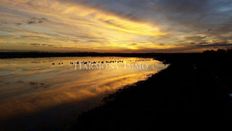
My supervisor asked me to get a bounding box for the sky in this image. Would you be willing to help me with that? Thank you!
[0,0,232,53]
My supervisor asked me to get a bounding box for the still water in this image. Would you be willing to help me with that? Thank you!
[0,57,167,128]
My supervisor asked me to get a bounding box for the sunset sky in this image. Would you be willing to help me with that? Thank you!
[0,0,232,53]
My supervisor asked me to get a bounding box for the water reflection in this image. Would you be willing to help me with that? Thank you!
[0,57,167,121]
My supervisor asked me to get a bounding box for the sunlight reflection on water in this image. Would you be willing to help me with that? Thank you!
[0,57,167,120]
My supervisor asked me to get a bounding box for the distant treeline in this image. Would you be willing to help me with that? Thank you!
[0,49,232,58]
[154,48,232,64]
[0,51,166,58]
[0,52,141,58]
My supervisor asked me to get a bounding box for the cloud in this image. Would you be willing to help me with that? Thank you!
[26,17,48,25]
[72,0,232,27]
[30,43,54,47]
[69,0,232,50]
[194,43,232,48]
[0,0,232,52]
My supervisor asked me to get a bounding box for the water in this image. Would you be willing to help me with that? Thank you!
[0,57,167,129]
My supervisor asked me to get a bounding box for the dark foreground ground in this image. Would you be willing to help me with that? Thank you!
[68,49,232,130]
[1,50,232,130]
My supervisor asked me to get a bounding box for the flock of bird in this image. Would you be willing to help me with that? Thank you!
[52,60,124,65]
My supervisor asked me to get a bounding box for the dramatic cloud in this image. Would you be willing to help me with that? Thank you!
[0,0,232,52]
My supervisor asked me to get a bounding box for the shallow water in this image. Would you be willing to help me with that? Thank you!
[0,57,167,128]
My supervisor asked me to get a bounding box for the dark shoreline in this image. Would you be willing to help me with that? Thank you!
[69,49,232,130]
[0,52,198,59]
